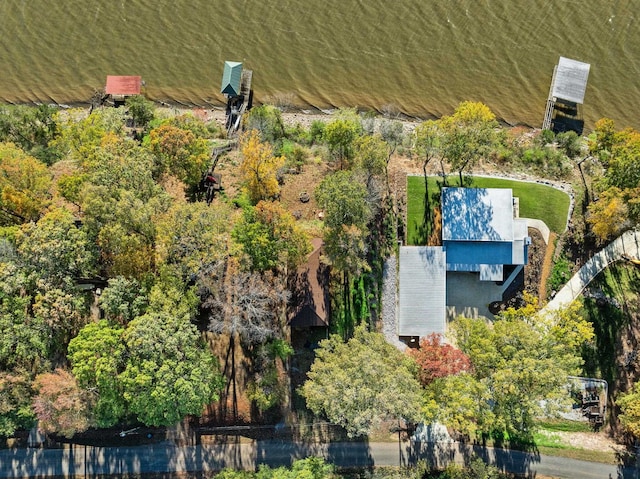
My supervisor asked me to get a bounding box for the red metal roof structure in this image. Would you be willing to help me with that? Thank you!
[105,76,142,96]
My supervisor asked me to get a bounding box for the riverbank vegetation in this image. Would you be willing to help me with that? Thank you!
[0,98,639,471]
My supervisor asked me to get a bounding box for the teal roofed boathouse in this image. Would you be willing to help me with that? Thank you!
[220,61,243,97]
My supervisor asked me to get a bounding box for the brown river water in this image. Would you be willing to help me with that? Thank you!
[0,0,638,130]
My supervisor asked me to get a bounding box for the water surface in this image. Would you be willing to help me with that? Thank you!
[1,1,638,130]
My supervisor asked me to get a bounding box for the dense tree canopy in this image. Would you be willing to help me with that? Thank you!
[233,200,311,272]
[0,370,36,436]
[121,312,223,426]
[68,320,127,427]
[301,326,422,437]
[432,300,594,442]
[0,142,52,225]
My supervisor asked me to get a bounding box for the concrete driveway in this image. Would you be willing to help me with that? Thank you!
[446,271,502,321]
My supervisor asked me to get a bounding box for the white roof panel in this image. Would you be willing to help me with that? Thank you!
[398,246,446,338]
[442,188,514,242]
[552,57,590,104]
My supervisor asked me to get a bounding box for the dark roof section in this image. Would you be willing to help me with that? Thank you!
[105,76,142,96]
[288,238,330,328]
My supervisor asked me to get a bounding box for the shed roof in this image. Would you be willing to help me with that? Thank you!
[442,188,514,242]
[398,246,446,338]
[105,76,142,95]
[220,61,243,96]
[551,57,590,104]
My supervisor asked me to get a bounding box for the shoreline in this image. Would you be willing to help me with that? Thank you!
[5,99,534,132]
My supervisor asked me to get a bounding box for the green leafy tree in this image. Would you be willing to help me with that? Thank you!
[423,373,494,439]
[16,207,96,284]
[68,320,127,427]
[120,311,223,426]
[0,370,36,436]
[57,172,89,212]
[322,116,361,169]
[156,201,234,281]
[0,263,50,371]
[98,276,148,324]
[0,142,52,225]
[413,120,442,221]
[440,101,497,186]
[588,117,616,164]
[51,108,126,164]
[32,284,90,356]
[446,299,593,442]
[82,137,160,201]
[301,325,422,437]
[233,200,311,272]
[125,95,155,129]
[244,105,286,144]
[0,104,60,164]
[316,170,371,276]
[148,123,210,190]
[354,134,388,191]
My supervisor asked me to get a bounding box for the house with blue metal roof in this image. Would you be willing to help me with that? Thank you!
[397,187,530,343]
[442,187,530,281]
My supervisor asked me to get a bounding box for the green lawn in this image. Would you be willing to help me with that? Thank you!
[406,175,571,245]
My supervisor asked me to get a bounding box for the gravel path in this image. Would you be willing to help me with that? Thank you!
[380,256,407,351]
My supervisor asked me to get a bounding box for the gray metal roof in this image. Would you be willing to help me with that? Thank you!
[398,246,446,338]
[442,188,514,242]
[220,61,243,96]
[551,57,590,104]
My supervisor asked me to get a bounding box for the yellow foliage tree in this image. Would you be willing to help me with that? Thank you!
[0,142,52,225]
[618,381,640,438]
[239,131,285,204]
[587,186,629,243]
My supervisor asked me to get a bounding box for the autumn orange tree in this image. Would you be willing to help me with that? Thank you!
[240,131,285,204]
[33,369,92,438]
[408,333,471,386]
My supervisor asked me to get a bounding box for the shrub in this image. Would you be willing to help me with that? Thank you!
[548,255,572,294]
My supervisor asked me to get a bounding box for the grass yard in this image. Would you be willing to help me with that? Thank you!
[406,175,571,245]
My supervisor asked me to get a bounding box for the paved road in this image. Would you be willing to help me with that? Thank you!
[0,440,634,478]
[544,229,640,312]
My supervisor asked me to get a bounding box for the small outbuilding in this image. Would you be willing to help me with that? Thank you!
[542,56,590,133]
[219,61,253,135]
[220,61,243,97]
[105,75,143,106]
